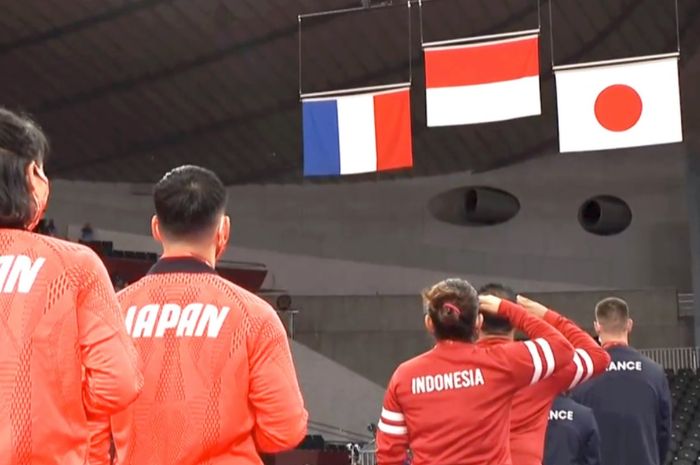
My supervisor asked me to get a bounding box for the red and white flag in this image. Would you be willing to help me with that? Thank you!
[555,56,683,153]
[424,34,541,127]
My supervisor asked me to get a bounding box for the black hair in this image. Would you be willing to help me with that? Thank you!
[0,108,49,229]
[595,297,630,333]
[422,278,479,342]
[153,165,227,240]
[478,283,516,335]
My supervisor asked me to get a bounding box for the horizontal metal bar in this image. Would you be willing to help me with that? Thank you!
[422,28,540,49]
[300,82,411,101]
[299,1,409,21]
[553,52,680,71]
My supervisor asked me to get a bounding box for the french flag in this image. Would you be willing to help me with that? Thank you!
[424,34,541,127]
[302,87,413,176]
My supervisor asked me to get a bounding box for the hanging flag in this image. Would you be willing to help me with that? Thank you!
[424,34,541,127]
[555,56,683,153]
[302,87,413,176]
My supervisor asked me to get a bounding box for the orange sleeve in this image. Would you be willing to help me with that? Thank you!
[497,300,575,389]
[376,373,409,465]
[86,413,112,465]
[543,309,611,390]
[77,249,143,416]
[248,304,308,453]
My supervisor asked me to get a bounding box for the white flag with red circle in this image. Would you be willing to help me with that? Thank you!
[555,56,683,153]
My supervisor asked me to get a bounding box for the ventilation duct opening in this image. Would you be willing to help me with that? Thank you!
[578,195,632,236]
[429,186,520,226]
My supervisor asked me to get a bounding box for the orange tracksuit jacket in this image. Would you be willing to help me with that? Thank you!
[0,229,142,465]
[88,257,308,465]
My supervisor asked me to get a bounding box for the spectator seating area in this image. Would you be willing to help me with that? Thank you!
[668,369,700,465]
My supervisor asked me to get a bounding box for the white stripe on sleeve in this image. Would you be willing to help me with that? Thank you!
[524,340,543,385]
[568,352,585,390]
[378,420,408,436]
[381,408,405,423]
[577,348,595,383]
[535,338,556,378]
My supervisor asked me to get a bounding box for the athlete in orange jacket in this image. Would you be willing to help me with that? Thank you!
[88,165,307,465]
[0,108,142,465]
[376,279,575,465]
[478,284,610,465]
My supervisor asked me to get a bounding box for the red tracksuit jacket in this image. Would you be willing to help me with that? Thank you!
[376,301,575,465]
[479,310,611,465]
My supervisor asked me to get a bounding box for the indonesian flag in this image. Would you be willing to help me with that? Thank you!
[302,87,413,176]
[424,34,541,127]
[555,56,683,153]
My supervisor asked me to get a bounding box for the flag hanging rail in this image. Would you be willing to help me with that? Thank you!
[549,0,681,68]
[298,1,413,99]
[552,51,680,72]
[418,0,541,49]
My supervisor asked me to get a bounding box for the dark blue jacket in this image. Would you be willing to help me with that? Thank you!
[571,345,671,465]
[544,395,601,465]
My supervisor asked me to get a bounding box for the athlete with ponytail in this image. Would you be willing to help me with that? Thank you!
[376,278,575,465]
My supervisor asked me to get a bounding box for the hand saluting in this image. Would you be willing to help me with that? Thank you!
[478,294,502,315]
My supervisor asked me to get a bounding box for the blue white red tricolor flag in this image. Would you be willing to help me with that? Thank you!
[302,86,413,176]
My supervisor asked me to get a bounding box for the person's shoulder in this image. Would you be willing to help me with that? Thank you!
[34,235,104,267]
[115,278,149,304]
[219,278,275,317]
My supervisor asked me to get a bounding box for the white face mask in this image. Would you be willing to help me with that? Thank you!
[26,163,49,231]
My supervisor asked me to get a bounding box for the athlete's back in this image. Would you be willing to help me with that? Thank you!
[0,230,142,465]
[109,258,307,465]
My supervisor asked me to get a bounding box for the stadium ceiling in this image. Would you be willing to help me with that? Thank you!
[0,0,698,185]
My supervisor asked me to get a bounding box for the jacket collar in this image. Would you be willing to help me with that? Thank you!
[147,256,218,276]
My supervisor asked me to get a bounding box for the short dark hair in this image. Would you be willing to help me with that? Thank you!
[153,165,227,240]
[595,297,630,333]
[0,108,49,229]
[478,283,516,335]
[422,278,479,342]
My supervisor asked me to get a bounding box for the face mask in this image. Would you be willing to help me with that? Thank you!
[214,217,229,259]
[26,164,49,231]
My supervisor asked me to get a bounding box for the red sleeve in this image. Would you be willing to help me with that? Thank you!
[77,250,143,416]
[249,304,308,453]
[495,300,575,389]
[376,373,409,465]
[543,310,611,390]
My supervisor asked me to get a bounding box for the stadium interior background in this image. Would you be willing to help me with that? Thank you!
[3,0,700,463]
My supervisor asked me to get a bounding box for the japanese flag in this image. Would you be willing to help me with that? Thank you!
[555,56,683,153]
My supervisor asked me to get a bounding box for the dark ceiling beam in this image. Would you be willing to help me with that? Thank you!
[0,0,173,55]
[31,1,360,114]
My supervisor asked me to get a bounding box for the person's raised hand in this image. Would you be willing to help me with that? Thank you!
[478,294,502,315]
[516,295,549,319]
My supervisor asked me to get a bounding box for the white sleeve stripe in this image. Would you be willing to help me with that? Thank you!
[381,408,405,423]
[524,340,543,385]
[378,420,408,436]
[577,348,595,383]
[536,338,556,378]
[568,352,585,390]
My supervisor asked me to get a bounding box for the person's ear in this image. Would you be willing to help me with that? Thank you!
[593,321,601,335]
[215,215,231,259]
[151,216,162,243]
[424,314,434,334]
[627,318,634,333]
